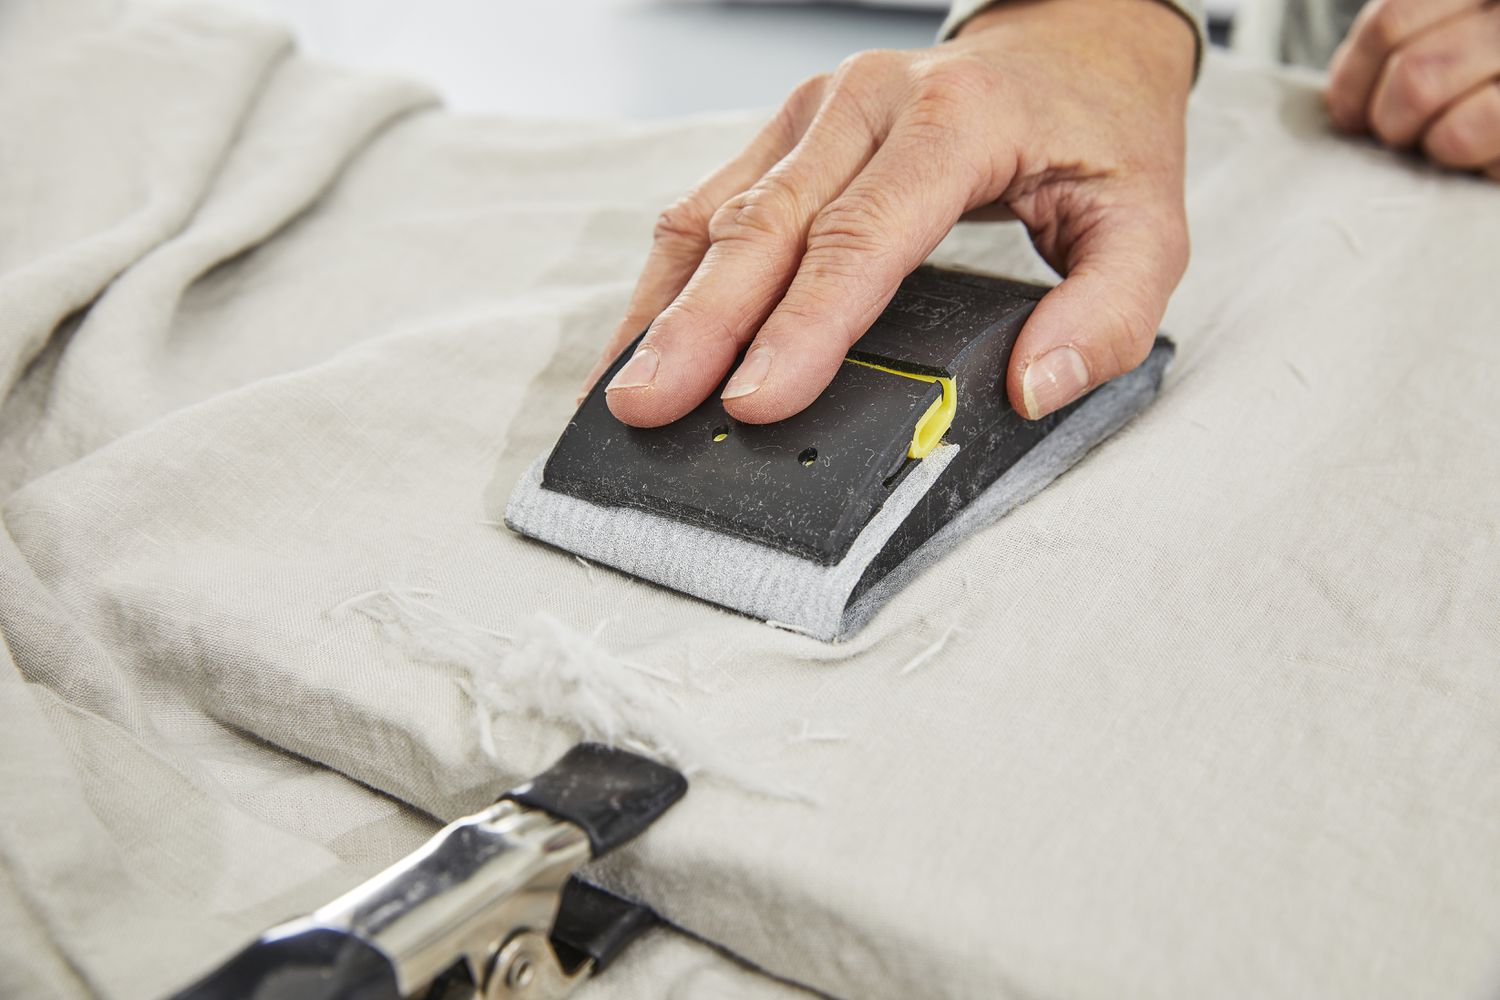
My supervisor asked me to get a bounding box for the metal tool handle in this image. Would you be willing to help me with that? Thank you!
[169,745,687,1000]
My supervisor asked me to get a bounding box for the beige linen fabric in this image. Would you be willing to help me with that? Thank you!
[3,3,1500,1000]
[0,3,793,998]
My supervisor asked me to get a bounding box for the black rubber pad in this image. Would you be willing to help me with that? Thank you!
[503,743,688,857]
[549,879,661,973]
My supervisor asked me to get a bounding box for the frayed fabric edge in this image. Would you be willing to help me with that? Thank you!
[331,588,817,804]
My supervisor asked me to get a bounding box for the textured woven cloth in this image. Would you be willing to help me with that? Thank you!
[3,3,1499,1000]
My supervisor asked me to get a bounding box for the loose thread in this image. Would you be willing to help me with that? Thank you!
[898,624,963,677]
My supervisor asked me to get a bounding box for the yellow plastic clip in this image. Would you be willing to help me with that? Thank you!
[843,359,956,459]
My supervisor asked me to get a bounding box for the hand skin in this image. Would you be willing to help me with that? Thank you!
[585,0,1196,428]
[1326,0,1500,181]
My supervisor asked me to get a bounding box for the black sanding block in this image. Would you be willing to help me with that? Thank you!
[507,265,1173,639]
[545,268,1067,581]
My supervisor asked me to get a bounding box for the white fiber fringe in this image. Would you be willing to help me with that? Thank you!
[336,587,810,802]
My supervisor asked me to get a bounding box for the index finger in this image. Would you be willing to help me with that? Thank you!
[578,74,829,398]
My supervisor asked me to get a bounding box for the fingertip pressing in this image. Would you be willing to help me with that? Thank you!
[719,343,791,424]
[720,346,771,401]
[720,341,845,425]
[602,343,668,426]
[605,315,746,427]
[1006,266,1167,421]
[605,347,693,428]
[606,345,659,392]
[580,317,648,403]
[604,387,664,427]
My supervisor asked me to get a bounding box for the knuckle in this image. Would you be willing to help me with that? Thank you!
[774,73,832,141]
[798,198,903,327]
[651,297,739,356]
[1425,119,1477,165]
[834,48,902,86]
[903,87,970,135]
[806,192,891,255]
[763,293,838,331]
[653,193,713,250]
[788,71,832,106]
[770,280,871,349]
[707,179,804,249]
[823,52,902,132]
[1363,0,1413,53]
[908,53,999,106]
[1432,89,1500,166]
[1387,51,1446,118]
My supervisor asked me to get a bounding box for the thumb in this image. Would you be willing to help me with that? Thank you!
[1007,201,1188,420]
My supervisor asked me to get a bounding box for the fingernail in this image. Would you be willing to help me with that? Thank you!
[606,346,658,391]
[1021,346,1090,419]
[722,347,771,400]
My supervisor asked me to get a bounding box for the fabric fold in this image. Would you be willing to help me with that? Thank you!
[2,4,1498,1000]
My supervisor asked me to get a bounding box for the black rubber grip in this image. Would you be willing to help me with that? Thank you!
[502,743,687,856]
[550,879,661,973]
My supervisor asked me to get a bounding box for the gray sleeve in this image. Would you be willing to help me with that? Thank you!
[1279,0,1363,68]
[939,0,1207,81]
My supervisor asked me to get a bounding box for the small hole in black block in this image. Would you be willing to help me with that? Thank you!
[710,426,729,443]
[798,447,817,467]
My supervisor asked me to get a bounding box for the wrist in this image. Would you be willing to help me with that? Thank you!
[955,0,1200,91]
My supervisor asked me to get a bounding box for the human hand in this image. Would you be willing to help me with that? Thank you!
[585,0,1195,427]
[1326,0,1500,180]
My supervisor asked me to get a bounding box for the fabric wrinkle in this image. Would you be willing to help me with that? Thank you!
[0,4,1497,999]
